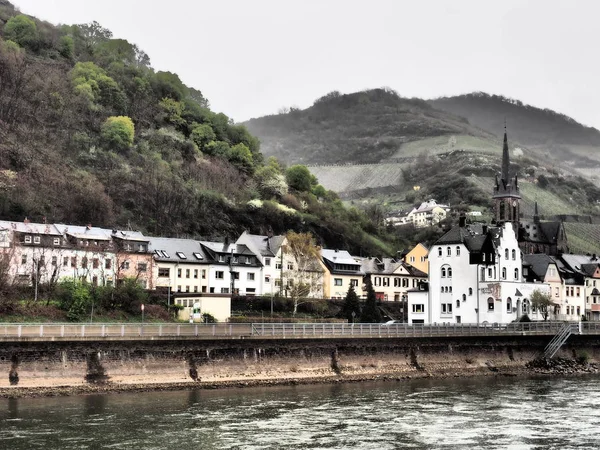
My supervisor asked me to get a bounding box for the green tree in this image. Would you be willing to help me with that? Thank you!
[3,15,38,49]
[360,276,381,322]
[341,284,361,323]
[56,280,93,322]
[530,289,553,321]
[286,165,317,192]
[71,61,126,112]
[58,35,74,59]
[190,123,216,150]
[101,116,135,151]
[229,142,254,173]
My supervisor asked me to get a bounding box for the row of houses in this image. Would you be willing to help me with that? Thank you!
[0,219,429,308]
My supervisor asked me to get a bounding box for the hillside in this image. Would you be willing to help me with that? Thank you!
[244,89,494,165]
[430,93,600,169]
[0,2,395,256]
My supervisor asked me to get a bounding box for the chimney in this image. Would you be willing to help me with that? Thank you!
[458,214,466,228]
[23,217,30,224]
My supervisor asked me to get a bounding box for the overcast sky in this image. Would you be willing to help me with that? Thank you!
[10,0,600,127]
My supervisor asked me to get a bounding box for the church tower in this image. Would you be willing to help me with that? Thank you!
[493,126,521,225]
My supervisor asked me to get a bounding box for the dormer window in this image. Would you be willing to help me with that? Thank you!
[53,238,60,246]
[176,252,187,259]
[33,236,40,244]
[24,235,32,244]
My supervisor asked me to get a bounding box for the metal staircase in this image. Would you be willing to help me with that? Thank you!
[542,322,580,359]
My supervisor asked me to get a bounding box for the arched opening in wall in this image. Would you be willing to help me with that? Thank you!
[487,297,494,311]
[499,202,506,221]
[506,297,512,312]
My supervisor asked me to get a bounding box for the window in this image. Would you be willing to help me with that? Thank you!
[63,257,69,267]
[456,246,460,256]
[215,271,224,279]
[219,255,225,262]
[394,278,400,287]
[185,269,190,278]
[576,287,580,296]
[351,279,358,287]
[21,254,26,265]
[93,258,99,269]
[239,256,246,264]
[221,287,229,294]
[265,258,271,266]
[138,263,147,272]
[232,272,239,280]
[334,278,343,286]
[194,269,198,279]
[469,287,473,296]
[82,257,88,269]
[447,246,451,256]
[402,278,409,288]
[507,297,512,312]
[462,294,466,301]
[185,286,190,293]
[32,235,40,244]
[24,235,32,244]
[287,263,294,270]
[194,286,198,293]
[505,249,509,260]
[441,303,452,314]
[265,276,270,283]
[441,268,446,278]
[555,287,559,297]
[53,237,60,246]
[488,297,494,311]
[421,256,426,262]
[105,259,112,269]
[51,256,57,266]
[276,262,282,269]
[456,300,460,308]
[412,304,424,313]
[247,272,255,281]
[177,285,182,292]
[383,277,390,287]
[202,269,206,279]
[438,247,442,257]
[488,268,493,278]
[71,257,77,268]
[501,268,506,280]
[121,261,130,270]
[480,267,485,281]
[410,256,415,263]
[193,252,203,260]
[158,268,170,277]
[177,268,182,278]
[139,244,147,252]
[447,268,452,278]
[512,249,516,260]
[514,268,519,280]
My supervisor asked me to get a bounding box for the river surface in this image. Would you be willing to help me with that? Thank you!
[2,375,600,449]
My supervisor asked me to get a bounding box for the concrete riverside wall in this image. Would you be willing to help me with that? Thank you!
[1,336,599,389]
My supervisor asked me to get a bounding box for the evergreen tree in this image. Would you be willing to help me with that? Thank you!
[341,284,360,323]
[360,276,381,323]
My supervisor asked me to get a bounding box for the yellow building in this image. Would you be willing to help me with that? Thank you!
[404,243,429,274]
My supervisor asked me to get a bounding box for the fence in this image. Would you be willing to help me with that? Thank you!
[1,321,597,340]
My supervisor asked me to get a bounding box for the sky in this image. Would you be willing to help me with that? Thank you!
[10,0,600,127]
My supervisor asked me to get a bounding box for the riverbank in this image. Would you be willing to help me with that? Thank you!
[1,357,598,399]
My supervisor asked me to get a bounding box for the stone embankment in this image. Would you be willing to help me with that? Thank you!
[1,335,600,398]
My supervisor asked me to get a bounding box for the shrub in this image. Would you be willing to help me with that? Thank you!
[101,116,134,151]
[3,15,38,49]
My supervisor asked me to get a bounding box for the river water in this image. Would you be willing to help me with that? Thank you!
[2,375,600,449]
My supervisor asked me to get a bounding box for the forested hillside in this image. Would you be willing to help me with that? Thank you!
[244,89,493,165]
[430,93,600,166]
[0,1,395,256]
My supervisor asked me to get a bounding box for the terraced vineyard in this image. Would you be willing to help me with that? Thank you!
[563,223,600,255]
[309,163,408,193]
[386,135,500,159]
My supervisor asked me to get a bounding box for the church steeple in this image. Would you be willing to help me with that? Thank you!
[493,123,521,226]
[501,123,510,186]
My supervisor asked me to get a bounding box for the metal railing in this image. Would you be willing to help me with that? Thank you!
[0,321,595,341]
[542,322,581,359]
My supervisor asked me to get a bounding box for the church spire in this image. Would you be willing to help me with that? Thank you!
[501,121,510,183]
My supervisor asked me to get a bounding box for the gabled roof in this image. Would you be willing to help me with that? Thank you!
[360,257,427,278]
[435,223,494,253]
[523,253,555,280]
[55,224,113,241]
[0,220,62,236]
[149,237,207,263]
[235,231,285,257]
[321,249,361,266]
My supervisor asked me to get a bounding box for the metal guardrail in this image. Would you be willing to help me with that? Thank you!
[0,321,596,340]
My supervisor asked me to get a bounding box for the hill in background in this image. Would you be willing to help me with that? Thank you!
[244,89,494,165]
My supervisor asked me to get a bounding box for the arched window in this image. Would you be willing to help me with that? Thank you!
[469,287,473,296]
[447,246,451,256]
[487,297,494,311]
[456,246,461,256]
[438,247,442,257]
[449,286,453,293]
[505,249,509,260]
[441,268,446,277]
[456,299,460,308]
[512,249,516,260]
[441,286,444,293]
[501,268,506,280]
[507,297,512,312]
[448,267,453,278]
[514,268,519,280]
[462,294,466,301]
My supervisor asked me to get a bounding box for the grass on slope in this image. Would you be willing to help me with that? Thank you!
[563,223,600,255]
[388,135,500,159]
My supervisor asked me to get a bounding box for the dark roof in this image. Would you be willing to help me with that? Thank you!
[435,223,497,253]
[523,254,555,280]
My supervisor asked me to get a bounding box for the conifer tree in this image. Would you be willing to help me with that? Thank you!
[360,276,382,323]
[341,284,360,323]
